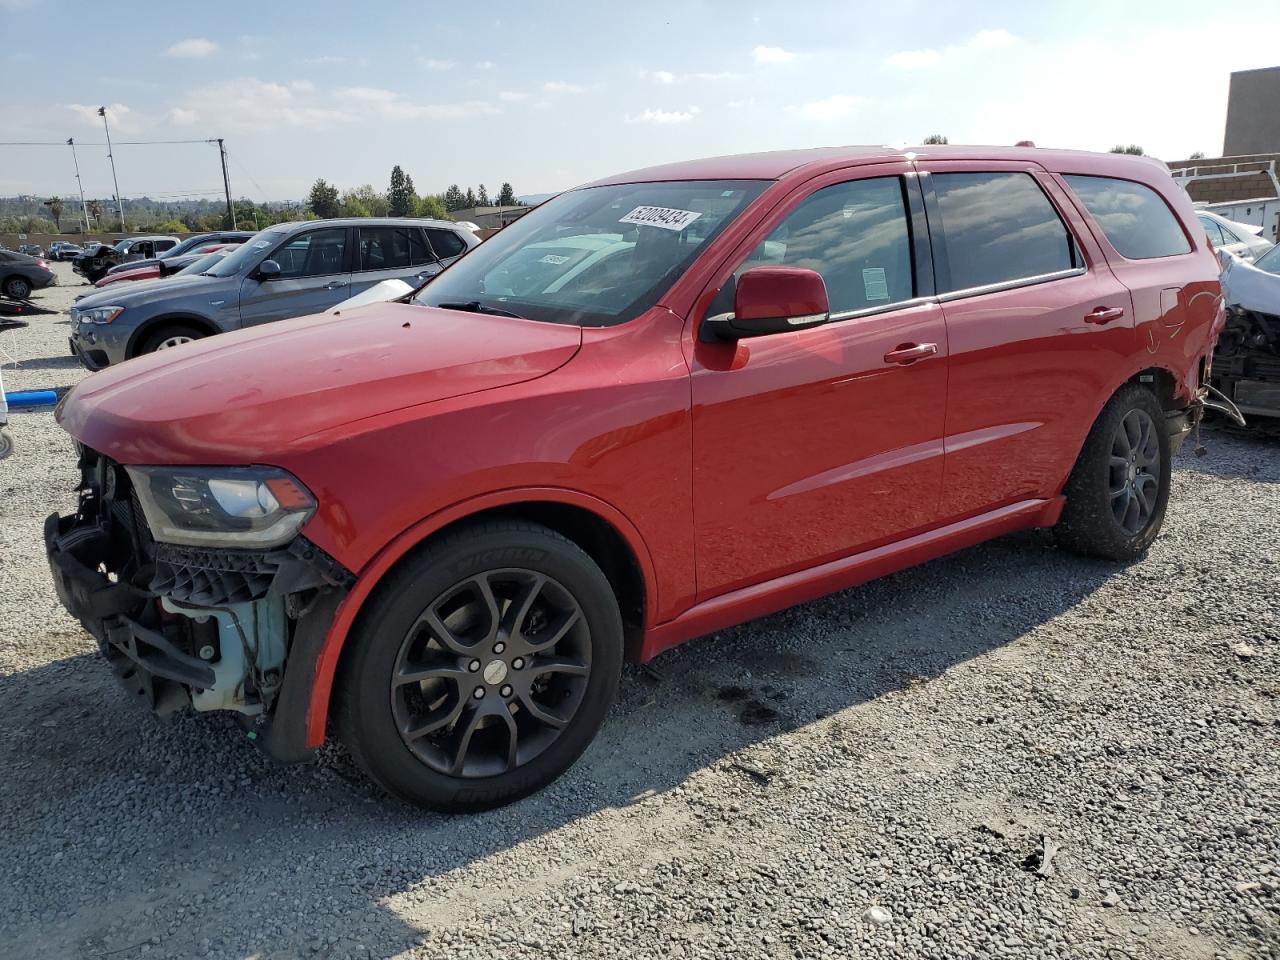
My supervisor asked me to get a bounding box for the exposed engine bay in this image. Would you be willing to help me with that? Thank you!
[1212,306,1280,420]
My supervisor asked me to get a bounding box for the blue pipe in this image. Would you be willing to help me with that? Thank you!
[4,390,58,410]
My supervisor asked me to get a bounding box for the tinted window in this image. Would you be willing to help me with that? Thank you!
[1064,175,1191,259]
[737,177,914,314]
[269,228,347,279]
[357,226,429,271]
[427,228,466,259]
[932,172,1076,290]
[1252,244,1280,276]
[1199,216,1225,247]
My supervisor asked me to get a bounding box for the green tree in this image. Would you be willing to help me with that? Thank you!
[415,194,449,220]
[307,178,341,218]
[1109,144,1145,155]
[1188,151,1206,160]
[43,196,64,231]
[388,165,417,217]
[88,200,104,232]
[464,187,477,208]
[443,184,465,211]
[341,185,390,218]
[476,183,490,206]
[922,134,948,145]
[496,182,517,205]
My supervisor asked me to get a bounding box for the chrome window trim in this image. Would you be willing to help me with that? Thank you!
[935,266,1086,304]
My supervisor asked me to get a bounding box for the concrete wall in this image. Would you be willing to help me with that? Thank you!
[1224,66,1280,156]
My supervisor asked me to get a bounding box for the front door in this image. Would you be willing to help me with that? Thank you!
[239,226,351,327]
[687,165,948,601]
[915,162,1138,521]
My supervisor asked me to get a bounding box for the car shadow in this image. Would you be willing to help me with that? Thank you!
[0,530,1125,959]
[2,354,81,373]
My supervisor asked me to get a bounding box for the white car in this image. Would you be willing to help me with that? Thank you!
[1215,246,1280,421]
[1197,210,1273,262]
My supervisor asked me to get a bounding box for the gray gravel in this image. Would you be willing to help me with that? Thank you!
[0,263,1277,960]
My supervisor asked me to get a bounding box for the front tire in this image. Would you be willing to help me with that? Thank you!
[337,520,623,812]
[1055,384,1171,560]
[138,323,205,356]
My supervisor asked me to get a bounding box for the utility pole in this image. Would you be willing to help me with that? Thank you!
[97,106,126,233]
[66,138,90,235]
[217,138,236,229]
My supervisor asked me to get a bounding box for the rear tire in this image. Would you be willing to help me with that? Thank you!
[1055,384,1171,560]
[138,323,205,356]
[3,276,32,300]
[337,520,623,812]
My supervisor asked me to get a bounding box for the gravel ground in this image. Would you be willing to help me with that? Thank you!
[0,262,1277,960]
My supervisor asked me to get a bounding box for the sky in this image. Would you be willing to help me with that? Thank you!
[2,0,1280,203]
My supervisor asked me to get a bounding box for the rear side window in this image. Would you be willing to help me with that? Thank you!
[357,226,432,270]
[427,228,466,260]
[1063,175,1191,259]
[1199,216,1225,247]
[737,176,915,314]
[931,172,1077,291]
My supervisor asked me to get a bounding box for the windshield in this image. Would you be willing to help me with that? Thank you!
[178,251,227,276]
[1252,243,1280,276]
[112,239,132,252]
[204,230,280,277]
[166,234,211,257]
[414,180,768,325]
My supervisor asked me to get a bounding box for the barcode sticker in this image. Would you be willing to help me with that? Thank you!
[619,206,702,232]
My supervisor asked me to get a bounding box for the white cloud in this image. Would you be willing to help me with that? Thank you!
[420,58,455,71]
[337,86,498,119]
[168,107,197,126]
[887,48,941,69]
[171,79,353,132]
[972,29,1015,49]
[304,55,346,65]
[646,69,739,84]
[752,44,795,64]
[65,102,147,133]
[543,80,585,94]
[165,37,218,59]
[627,106,700,125]
[498,90,529,102]
[476,60,495,70]
[887,29,1016,69]
[795,94,865,121]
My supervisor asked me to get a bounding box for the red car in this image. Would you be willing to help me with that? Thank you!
[46,145,1222,811]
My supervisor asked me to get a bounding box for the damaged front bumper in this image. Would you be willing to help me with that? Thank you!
[44,451,353,762]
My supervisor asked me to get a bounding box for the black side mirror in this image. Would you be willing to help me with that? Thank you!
[256,259,281,280]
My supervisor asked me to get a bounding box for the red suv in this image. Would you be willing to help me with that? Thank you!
[46,146,1222,811]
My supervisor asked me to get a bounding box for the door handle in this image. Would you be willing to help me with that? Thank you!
[323,281,345,290]
[1085,306,1125,324]
[883,342,938,365]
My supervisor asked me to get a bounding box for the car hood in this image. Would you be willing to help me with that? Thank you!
[72,273,233,311]
[1221,254,1280,315]
[59,302,583,464]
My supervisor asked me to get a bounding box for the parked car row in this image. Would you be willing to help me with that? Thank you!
[72,235,180,283]
[45,146,1223,812]
[67,218,478,368]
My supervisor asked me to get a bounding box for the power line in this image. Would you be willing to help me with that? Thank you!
[0,138,217,146]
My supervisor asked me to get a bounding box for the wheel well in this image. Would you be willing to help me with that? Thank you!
[1128,367,1179,411]
[127,315,219,358]
[361,502,648,658]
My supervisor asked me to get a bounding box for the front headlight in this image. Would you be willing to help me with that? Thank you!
[78,305,124,325]
[126,465,317,549]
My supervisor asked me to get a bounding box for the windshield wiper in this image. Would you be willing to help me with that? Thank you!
[435,300,527,320]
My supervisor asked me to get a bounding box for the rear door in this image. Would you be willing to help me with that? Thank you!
[914,161,1137,521]
[349,225,439,298]
[425,227,470,268]
[238,226,351,327]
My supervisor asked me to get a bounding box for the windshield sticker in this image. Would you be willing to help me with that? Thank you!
[619,206,702,232]
[539,254,572,265]
[862,267,889,301]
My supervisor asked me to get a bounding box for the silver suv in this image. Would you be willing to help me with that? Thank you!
[68,218,479,369]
